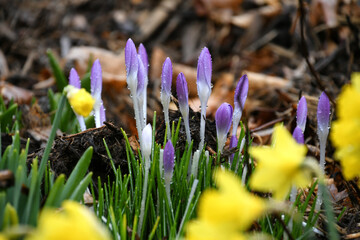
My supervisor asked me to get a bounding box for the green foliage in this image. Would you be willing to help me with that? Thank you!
[0,97,21,133]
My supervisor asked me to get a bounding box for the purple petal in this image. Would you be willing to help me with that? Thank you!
[296,96,307,132]
[125,38,138,80]
[234,74,249,111]
[163,140,175,174]
[138,43,148,76]
[197,47,212,88]
[215,103,233,140]
[90,59,102,98]
[176,72,188,109]
[137,55,146,96]
[292,126,304,144]
[161,57,172,96]
[317,92,331,134]
[229,135,238,163]
[100,102,106,125]
[69,68,81,89]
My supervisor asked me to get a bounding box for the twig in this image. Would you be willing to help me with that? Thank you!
[298,0,336,106]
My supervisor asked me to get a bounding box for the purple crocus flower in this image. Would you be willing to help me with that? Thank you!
[215,103,233,153]
[297,96,307,133]
[100,102,106,126]
[138,43,149,76]
[161,57,172,97]
[292,126,304,144]
[125,38,138,93]
[196,47,212,104]
[90,59,105,128]
[197,47,212,150]
[69,68,86,131]
[232,74,249,137]
[317,92,331,135]
[136,55,147,131]
[163,140,175,175]
[161,57,173,140]
[176,73,191,144]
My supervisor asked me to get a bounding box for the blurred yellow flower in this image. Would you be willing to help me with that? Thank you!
[331,72,360,180]
[186,170,265,240]
[249,125,312,200]
[65,85,95,117]
[26,201,111,240]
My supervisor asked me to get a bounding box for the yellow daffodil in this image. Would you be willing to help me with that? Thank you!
[65,85,95,117]
[186,170,265,240]
[331,72,360,180]
[249,124,313,200]
[26,201,110,240]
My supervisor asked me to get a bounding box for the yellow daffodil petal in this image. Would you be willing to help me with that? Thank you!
[26,201,111,240]
[186,220,245,240]
[331,73,360,181]
[249,125,309,200]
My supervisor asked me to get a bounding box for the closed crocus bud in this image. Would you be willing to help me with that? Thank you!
[176,73,189,118]
[292,126,304,144]
[161,57,172,100]
[216,103,233,153]
[297,96,307,133]
[138,43,149,76]
[125,38,138,93]
[137,55,146,98]
[163,141,175,176]
[317,92,331,136]
[100,102,106,125]
[69,68,81,89]
[141,123,152,159]
[90,59,105,128]
[196,47,212,104]
[232,75,248,136]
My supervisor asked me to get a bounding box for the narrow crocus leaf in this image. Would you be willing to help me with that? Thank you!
[161,57,172,97]
[141,123,152,158]
[176,73,189,114]
[138,43,148,76]
[234,74,249,112]
[196,47,212,102]
[317,92,331,135]
[296,96,307,133]
[292,126,304,144]
[69,68,81,89]
[216,103,233,152]
[125,38,138,92]
[163,141,175,175]
[90,59,102,101]
[137,55,146,97]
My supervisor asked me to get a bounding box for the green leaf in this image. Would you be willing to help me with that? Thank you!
[69,172,93,201]
[44,174,65,208]
[47,49,67,91]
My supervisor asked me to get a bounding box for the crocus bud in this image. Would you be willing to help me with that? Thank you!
[196,47,212,103]
[137,55,146,97]
[232,75,248,136]
[138,43,148,76]
[69,68,81,89]
[163,140,175,175]
[161,57,172,100]
[215,103,233,153]
[125,38,138,93]
[297,96,307,133]
[292,126,304,144]
[90,59,102,103]
[176,73,189,118]
[141,123,152,159]
[317,92,331,136]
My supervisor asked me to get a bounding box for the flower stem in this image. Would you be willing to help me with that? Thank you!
[199,103,206,151]
[138,156,150,235]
